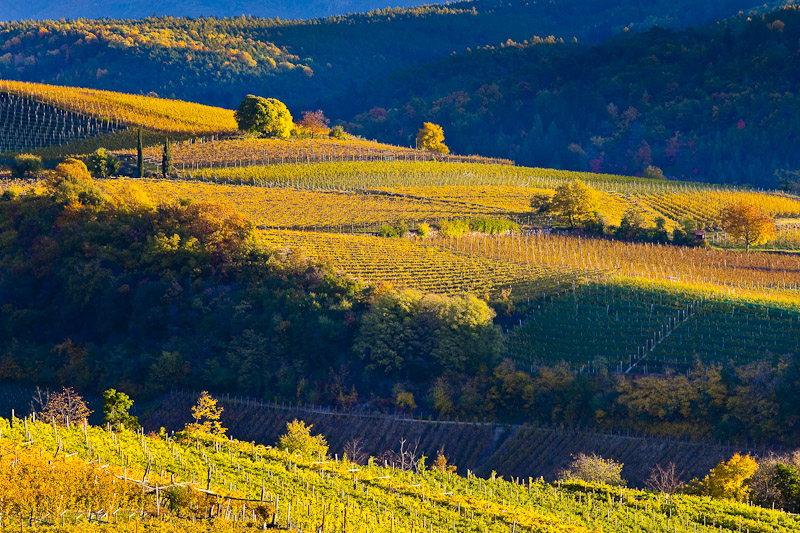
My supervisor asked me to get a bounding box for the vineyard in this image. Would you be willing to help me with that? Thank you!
[0,79,239,135]
[506,278,800,372]
[130,137,514,168]
[256,229,604,298]
[145,390,780,487]
[1,412,797,533]
[179,161,800,231]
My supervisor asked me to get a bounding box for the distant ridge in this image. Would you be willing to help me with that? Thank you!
[0,0,433,22]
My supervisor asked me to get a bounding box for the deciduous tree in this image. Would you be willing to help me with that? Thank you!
[185,390,226,436]
[551,179,597,228]
[102,388,140,431]
[278,419,328,458]
[87,147,120,178]
[559,453,625,486]
[235,95,293,139]
[416,122,449,154]
[32,386,93,426]
[720,201,776,251]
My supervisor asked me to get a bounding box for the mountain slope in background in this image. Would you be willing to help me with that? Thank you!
[346,7,800,186]
[0,0,797,185]
[0,0,431,22]
[0,0,763,112]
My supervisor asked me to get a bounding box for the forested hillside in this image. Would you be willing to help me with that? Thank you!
[1,1,796,185]
[0,0,763,110]
[348,6,800,187]
[1,0,431,22]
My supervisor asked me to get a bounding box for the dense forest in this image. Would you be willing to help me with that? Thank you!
[349,7,800,186]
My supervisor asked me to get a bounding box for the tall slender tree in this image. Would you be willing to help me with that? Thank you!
[137,127,144,178]
[161,138,172,180]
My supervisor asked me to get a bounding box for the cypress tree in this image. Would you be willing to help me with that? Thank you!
[137,128,144,178]
[161,138,172,180]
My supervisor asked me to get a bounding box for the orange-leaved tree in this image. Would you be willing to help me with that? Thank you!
[720,201,776,251]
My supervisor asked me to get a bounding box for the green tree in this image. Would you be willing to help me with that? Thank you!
[616,207,646,240]
[137,127,144,178]
[162,138,173,179]
[86,148,120,178]
[416,122,449,154]
[551,179,598,228]
[278,419,328,458]
[11,154,43,178]
[235,95,293,139]
[775,463,800,512]
[102,389,140,431]
[328,125,347,140]
[355,289,500,381]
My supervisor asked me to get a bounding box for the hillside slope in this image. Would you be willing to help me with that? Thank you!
[2,413,798,532]
[0,0,763,112]
[0,0,431,22]
[347,6,800,187]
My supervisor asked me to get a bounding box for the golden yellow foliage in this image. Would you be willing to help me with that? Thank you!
[699,453,759,501]
[720,201,777,251]
[1,79,238,134]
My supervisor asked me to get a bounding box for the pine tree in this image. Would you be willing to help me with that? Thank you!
[161,138,172,179]
[137,127,144,178]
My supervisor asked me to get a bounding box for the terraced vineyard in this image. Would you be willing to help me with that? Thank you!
[429,233,800,295]
[3,412,796,533]
[506,278,800,371]
[145,391,778,488]
[257,229,604,298]
[0,79,238,135]
[131,137,513,169]
[98,178,497,230]
[0,93,122,154]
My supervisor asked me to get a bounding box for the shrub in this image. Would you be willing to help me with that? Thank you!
[468,217,519,234]
[378,221,408,238]
[86,148,120,178]
[417,223,431,238]
[438,219,470,237]
[278,419,328,458]
[11,153,43,178]
[328,125,347,140]
[559,453,625,486]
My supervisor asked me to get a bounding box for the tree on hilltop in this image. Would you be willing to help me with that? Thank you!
[417,122,449,154]
[720,201,776,251]
[235,95,293,139]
